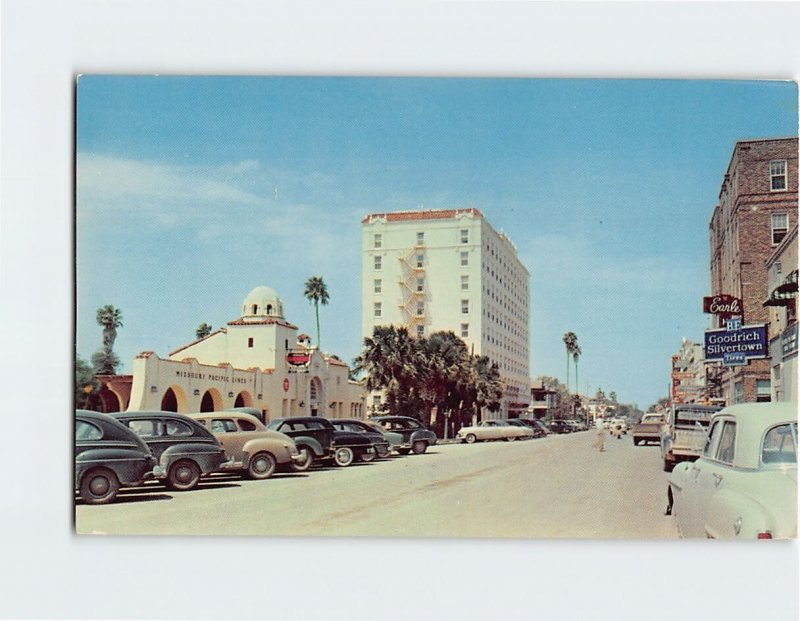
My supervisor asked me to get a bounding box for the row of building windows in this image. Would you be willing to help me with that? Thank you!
[372,250,472,271]
[372,228,474,250]
[372,274,473,296]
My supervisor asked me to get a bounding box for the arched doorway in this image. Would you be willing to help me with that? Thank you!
[234,391,253,408]
[161,388,178,412]
[200,388,223,413]
[309,377,322,416]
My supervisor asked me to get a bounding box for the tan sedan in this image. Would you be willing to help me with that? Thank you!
[457,420,534,444]
[191,412,305,479]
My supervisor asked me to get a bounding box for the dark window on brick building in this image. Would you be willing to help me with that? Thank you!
[772,213,789,245]
[770,160,787,191]
[248,337,254,348]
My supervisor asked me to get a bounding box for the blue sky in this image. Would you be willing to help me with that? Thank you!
[75,77,798,408]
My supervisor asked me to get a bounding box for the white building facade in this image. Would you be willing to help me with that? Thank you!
[126,286,366,421]
[361,208,530,417]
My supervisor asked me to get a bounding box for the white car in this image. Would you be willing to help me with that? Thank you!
[667,402,797,539]
[457,420,533,444]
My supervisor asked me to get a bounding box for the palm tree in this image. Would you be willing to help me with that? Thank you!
[421,331,471,434]
[195,322,213,339]
[572,342,582,397]
[353,325,421,415]
[96,305,123,350]
[303,276,329,348]
[562,331,578,393]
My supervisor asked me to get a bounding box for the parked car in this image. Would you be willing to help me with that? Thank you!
[456,419,531,443]
[661,404,722,471]
[667,402,797,539]
[370,415,438,455]
[112,411,229,491]
[498,420,535,439]
[528,419,551,437]
[75,410,164,505]
[266,416,376,467]
[360,419,405,455]
[548,420,573,434]
[506,419,546,437]
[330,419,392,460]
[190,411,305,478]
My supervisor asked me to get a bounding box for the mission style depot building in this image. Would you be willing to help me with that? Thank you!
[104,285,366,422]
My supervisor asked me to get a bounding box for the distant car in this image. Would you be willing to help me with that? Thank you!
[330,419,392,460]
[370,415,438,455]
[667,402,797,539]
[507,419,547,438]
[548,420,573,434]
[456,420,531,444]
[266,416,376,467]
[190,411,305,478]
[75,410,164,505]
[498,420,535,440]
[112,411,229,491]
[360,419,405,455]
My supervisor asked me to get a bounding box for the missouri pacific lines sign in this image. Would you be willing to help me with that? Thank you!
[704,323,769,362]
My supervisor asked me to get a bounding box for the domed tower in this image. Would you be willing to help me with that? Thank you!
[241,285,284,322]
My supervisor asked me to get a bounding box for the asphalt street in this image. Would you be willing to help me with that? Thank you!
[75,429,679,539]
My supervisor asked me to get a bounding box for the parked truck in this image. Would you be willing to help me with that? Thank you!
[631,413,665,446]
[660,403,722,471]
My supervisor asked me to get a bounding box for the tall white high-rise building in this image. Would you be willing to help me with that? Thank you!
[361,208,530,417]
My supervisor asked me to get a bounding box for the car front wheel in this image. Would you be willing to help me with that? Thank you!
[360,450,376,463]
[505,435,517,442]
[79,468,120,505]
[464,433,477,444]
[247,451,277,480]
[166,459,201,491]
[334,447,354,467]
[412,440,427,454]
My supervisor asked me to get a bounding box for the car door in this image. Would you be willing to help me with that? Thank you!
[210,418,246,460]
[125,418,167,459]
[682,419,724,538]
[693,419,736,538]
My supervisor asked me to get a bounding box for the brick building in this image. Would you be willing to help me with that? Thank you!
[709,137,798,404]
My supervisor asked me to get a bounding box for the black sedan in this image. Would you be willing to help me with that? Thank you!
[369,415,437,455]
[75,410,163,504]
[267,417,376,467]
[112,411,229,491]
[330,419,392,459]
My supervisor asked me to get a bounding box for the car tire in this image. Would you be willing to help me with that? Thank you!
[633,438,640,445]
[291,447,313,472]
[505,435,517,442]
[79,467,120,505]
[166,459,201,491]
[334,446,354,467]
[360,450,376,463]
[464,433,477,444]
[412,440,427,454]
[247,451,277,480]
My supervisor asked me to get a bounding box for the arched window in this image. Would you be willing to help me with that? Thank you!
[266,304,273,314]
[252,304,258,314]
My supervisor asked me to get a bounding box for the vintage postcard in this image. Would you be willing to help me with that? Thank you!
[74,76,798,539]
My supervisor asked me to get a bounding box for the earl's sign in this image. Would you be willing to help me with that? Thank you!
[703,295,743,317]
[704,323,768,363]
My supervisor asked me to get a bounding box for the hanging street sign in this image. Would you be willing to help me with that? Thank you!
[704,323,768,364]
[703,295,743,316]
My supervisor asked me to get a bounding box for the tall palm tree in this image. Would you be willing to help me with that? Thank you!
[572,343,582,397]
[562,331,578,393]
[96,305,123,350]
[303,276,329,348]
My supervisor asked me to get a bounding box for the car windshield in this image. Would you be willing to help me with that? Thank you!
[762,422,798,465]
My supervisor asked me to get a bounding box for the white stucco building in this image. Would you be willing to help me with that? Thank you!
[126,285,366,421]
[361,208,530,417]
